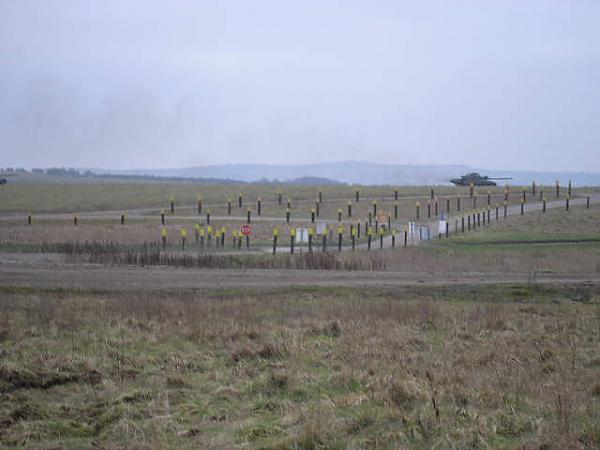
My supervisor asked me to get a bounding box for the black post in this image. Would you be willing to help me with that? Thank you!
[587,196,590,209]
[566,197,570,211]
[357,222,361,239]
[445,222,449,238]
[457,196,461,211]
[308,233,313,253]
[272,232,277,255]
[348,202,352,217]
[404,230,408,247]
[338,233,342,252]
[246,235,250,249]
[206,211,211,225]
[352,233,356,251]
[287,199,291,209]
[286,209,290,223]
[430,188,434,199]
[198,199,202,214]
[121,214,125,225]
[388,215,391,230]
[356,189,359,202]
[394,202,398,219]
[379,233,383,249]
[394,189,399,201]
[257,198,262,216]
[532,181,536,196]
[504,203,507,218]
[568,181,572,197]
[543,198,546,212]
[322,234,327,252]
[318,190,322,203]
[487,209,490,223]
[416,203,420,220]
[247,209,251,223]
[522,190,526,204]
[161,210,165,225]
[338,209,342,222]
[427,202,431,219]
[495,206,499,220]
[477,212,481,227]
[311,209,315,223]
[239,194,243,208]
[170,199,174,214]
[373,201,377,217]
[278,191,282,205]
[290,233,295,254]
[461,216,465,232]
[446,198,450,213]
[74,216,78,226]
[28,213,32,225]
[316,201,320,217]
[367,233,372,251]
[434,200,438,216]
[556,181,560,197]
[520,201,524,215]
[468,215,471,230]
[228,199,231,216]
[487,192,491,206]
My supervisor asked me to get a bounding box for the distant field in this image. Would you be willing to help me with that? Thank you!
[0,173,590,214]
[1,284,599,449]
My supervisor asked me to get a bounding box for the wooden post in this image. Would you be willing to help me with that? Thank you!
[477,212,481,227]
[487,208,490,223]
[290,229,295,254]
[487,190,491,206]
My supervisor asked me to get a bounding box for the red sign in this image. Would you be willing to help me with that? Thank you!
[240,225,253,236]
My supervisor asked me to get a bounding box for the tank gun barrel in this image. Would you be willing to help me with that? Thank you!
[488,177,512,180]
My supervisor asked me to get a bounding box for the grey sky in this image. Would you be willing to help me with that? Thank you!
[1,0,599,171]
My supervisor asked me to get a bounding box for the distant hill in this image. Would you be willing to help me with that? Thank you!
[93,161,600,186]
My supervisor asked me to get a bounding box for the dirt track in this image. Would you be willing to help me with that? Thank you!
[1,254,599,291]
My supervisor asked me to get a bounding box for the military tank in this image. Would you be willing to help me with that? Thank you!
[450,172,512,186]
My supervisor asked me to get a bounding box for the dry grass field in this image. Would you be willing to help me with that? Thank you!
[1,284,599,449]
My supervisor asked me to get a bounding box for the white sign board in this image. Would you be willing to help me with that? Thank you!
[438,220,447,234]
[296,228,308,243]
[316,222,327,235]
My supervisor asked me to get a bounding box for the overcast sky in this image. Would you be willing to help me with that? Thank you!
[1,1,599,171]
